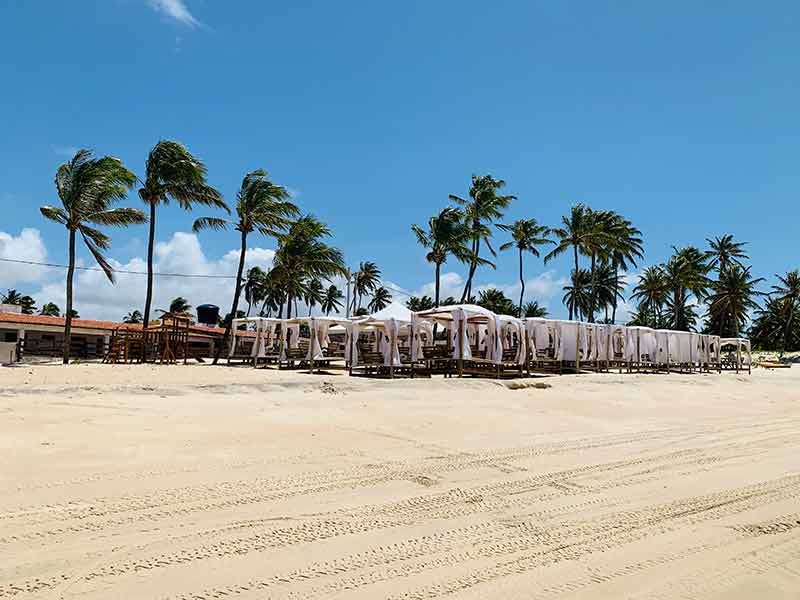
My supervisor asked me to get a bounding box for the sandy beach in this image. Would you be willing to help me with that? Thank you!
[1,364,798,599]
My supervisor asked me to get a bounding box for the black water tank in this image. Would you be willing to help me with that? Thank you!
[196,304,220,326]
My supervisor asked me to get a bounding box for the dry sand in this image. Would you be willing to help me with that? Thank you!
[1,363,799,599]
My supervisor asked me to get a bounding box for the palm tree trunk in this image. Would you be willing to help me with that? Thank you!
[214,230,248,365]
[461,237,479,302]
[588,252,597,323]
[434,262,441,307]
[518,248,525,317]
[779,309,794,358]
[62,229,76,364]
[611,265,619,324]
[141,202,156,361]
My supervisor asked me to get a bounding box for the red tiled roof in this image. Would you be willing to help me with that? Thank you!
[0,312,255,337]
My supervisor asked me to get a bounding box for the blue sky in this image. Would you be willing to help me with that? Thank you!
[1,1,798,320]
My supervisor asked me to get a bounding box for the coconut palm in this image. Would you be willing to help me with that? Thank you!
[662,246,711,331]
[258,270,286,317]
[705,234,748,273]
[497,218,553,316]
[124,309,143,324]
[139,140,227,337]
[562,268,592,321]
[368,286,392,313]
[1,289,36,314]
[243,266,268,316]
[271,215,346,319]
[194,169,298,362]
[450,175,516,301]
[750,296,800,352]
[39,302,60,317]
[771,269,800,357]
[544,204,606,319]
[40,149,145,363]
[706,266,763,337]
[630,266,668,327]
[593,260,626,321]
[168,296,192,315]
[411,206,471,308]
[351,261,381,312]
[406,295,435,312]
[321,285,344,315]
[304,278,325,315]
[476,288,517,315]
[523,300,548,318]
[606,214,643,323]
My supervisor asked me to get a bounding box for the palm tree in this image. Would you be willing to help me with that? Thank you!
[1,289,36,314]
[662,246,711,331]
[523,300,548,318]
[544,204,605,319]
[168,296,192,314]
[630,266,668,328]
[139,140,227,338]
[124,310,143,324]
[304,278,325,315]
[194,169,297,363]
[562,268,592,321]
[497,218,553,316]
[39,302,60,317]
[243,266,268,316]
[707,266,763,337]
[606,214,643,324]
[594,260,626,321]
[351,261,381,312]
[705,234,748,273]
[771,269,800,357]
[411,206,471,308]
[271,215,346,318]
[406,295,435,312]
[67,309,79,319]
[321,285,344,315]
[368,286,392,313]
[450,175,516,301]
[258,269,286,317]
[40,149,145,363]
[476,288,517,315]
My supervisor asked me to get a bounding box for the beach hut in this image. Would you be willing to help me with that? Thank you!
[625,326,658,371]
[720,338,752,373]
[550,320,590,373]
[524,318,562,374]
[415,305,526,378]
[279,316,350,372]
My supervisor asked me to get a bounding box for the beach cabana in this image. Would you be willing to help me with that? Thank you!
[551,320,590,372]
[625,326,658,371]
[524,318,562,374]
[720,338,752,373]
[279,316,350,372]
[415,305,526,378]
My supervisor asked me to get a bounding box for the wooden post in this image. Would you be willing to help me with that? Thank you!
[457,315,464,378]
[575,323,581,374]
[736,341,741,374]
[636,329,641,373]
[389,325,395,380]
[666,334,670,374]
[409,321,415,379]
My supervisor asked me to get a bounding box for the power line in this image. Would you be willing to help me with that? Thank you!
[0,257,237,279]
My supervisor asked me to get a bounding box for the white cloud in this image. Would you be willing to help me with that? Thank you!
[477,270,569,304]
[147,0,200,27]
[32,232,275,321]
[410,271,465,301]
[0,228,50,288]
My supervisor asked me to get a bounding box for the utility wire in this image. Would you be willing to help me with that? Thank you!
[0,257,237,279]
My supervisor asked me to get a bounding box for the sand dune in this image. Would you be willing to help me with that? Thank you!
[1,364,798,599]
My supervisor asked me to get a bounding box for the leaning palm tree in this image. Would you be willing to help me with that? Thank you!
[139,140,227,334]
[771,269,800,357]
[40,149,146,363]
[194,169,298,363]
[450,175,516,301]
[351,261,381,312]
[705,234,748,273]
[707,265,763,337]
[411,206,471,308]
[368,286,392,313]
[168,296,192,315]
[497,218,553,316]
[321,285,344,315]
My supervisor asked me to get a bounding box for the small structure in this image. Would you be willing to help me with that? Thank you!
[720,338,752,373]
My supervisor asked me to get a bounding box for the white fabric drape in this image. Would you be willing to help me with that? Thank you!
[410,314,433,362]
[345,323,361,367]
[250,320,263,358]
[306,318,325,361]
[450,309,472,360]
[380,318,402,366]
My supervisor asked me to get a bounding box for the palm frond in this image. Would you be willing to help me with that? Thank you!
[192,217,229,232]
